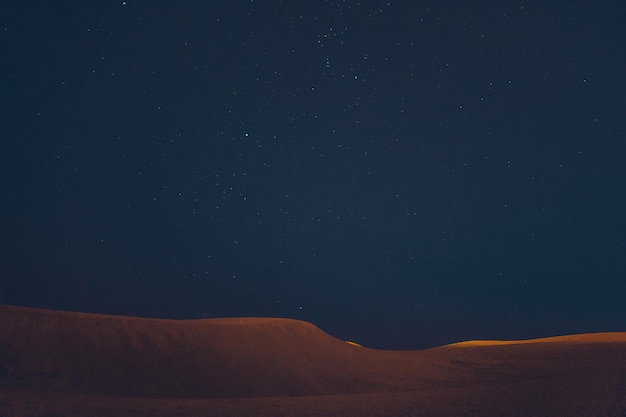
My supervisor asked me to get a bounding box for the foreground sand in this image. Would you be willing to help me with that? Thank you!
[1,305,625,416]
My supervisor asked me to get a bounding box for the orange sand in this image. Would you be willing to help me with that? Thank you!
[1,304,625,416]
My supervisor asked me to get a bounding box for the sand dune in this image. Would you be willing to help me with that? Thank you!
[1,304,626,416]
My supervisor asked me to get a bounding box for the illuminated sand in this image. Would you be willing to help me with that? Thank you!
[1,305,625,416]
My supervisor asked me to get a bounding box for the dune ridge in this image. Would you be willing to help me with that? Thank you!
[444,331,626,347]
[2,304,626,417]
[0,304,410,398]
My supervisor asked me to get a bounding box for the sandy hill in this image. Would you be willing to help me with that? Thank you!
[0,304,431,398]
[1,304,626,417]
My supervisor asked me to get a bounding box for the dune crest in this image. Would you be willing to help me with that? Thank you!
[0,304,404,398]
[445,332,626,347]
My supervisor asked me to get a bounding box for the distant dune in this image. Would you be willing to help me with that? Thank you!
[1,304,626,417]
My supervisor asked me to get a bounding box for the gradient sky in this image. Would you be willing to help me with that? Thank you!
[2,1,625,349]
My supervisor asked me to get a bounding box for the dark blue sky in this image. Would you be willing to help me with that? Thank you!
[2,1,625,348]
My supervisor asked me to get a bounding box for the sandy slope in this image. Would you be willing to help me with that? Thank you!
[1,304,626,417]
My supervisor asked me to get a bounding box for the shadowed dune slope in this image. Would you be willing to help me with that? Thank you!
[0,305,434,398]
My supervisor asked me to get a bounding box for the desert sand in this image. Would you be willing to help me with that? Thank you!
[1,304,625,416]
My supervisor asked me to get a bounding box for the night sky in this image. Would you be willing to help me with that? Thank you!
[2,1,625,349]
